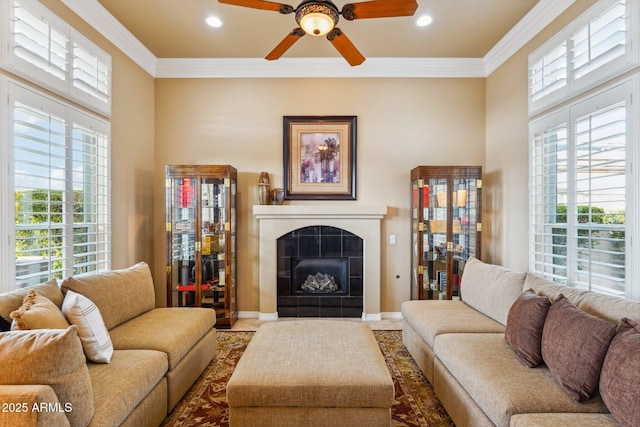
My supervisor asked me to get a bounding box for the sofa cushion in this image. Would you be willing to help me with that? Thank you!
[525,273,640,322]
[524,273,588,306]
[600,318,640,427]
[505,289,551,367]
[401,300,504,350]
[434,333,609,427]
[510,413,621,427]
[541,295,617,402]
[10,289,70,330]
[88,349,168,427]
[577,291,640,323]
[108,307,215,369]
[0,326,94,427]
[0,279,63,321]
[460,257,527,325]
[61,262,156,330]
[62,290,114,363]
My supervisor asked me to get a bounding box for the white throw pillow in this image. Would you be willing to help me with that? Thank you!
[62,290,114,363]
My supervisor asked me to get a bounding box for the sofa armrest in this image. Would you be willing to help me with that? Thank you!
[0,385,71,427]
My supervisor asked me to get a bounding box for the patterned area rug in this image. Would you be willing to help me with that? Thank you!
[162,330,454,427]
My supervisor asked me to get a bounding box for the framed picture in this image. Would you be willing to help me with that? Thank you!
[283,115,356,200]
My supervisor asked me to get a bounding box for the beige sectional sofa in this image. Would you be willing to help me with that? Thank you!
[0,262,217,427]
[402,257,640,427]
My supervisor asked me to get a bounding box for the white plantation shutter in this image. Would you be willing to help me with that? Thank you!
[12,0,67,83]
[571,0,627,79]
[70,120,110,272]
[528,0,637,115]
[530,80,633,297]
[10,82,110,288]
[13,96,67,286]
[72,39,111,107]
[571,1,627,79]
[1,0,112,116]
[571,101,627,294]
[529,43,567,104]
[530,116,569,283]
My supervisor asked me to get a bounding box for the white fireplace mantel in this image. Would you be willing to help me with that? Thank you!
[253,205,387,320]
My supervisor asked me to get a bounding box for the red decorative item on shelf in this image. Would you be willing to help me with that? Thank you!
[423,185,429,208]
[180,179,194,208]
[176,284,210,292]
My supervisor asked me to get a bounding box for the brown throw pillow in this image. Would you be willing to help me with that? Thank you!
[505,289,551,367]
[600,318,640,427]
[541,294,617,402]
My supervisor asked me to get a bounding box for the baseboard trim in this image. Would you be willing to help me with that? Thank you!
[381,312,403,320]
[239,311,403,321]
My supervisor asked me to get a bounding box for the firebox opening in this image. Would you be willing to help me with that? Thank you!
[292,257,349,295]
[276,225,363,317]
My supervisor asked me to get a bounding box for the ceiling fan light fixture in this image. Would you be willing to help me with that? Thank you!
[296,2,338,36]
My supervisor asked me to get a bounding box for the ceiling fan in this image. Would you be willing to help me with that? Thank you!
[218,0,419,66]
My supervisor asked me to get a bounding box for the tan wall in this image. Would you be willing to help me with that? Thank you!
[37,2,157,278]
[154,78,485,313]
[484,1,597,270]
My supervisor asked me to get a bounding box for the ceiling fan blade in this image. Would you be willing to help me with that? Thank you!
[218,0,294,14]
[265,28,305,60]
[327,28,365,66]
[341,0,418,20]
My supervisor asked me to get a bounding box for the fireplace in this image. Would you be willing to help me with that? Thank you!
[253,205,387,320]
[277,226,363,317]
[292,258,348,295]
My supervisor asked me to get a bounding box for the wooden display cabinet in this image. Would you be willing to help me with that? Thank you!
[165,165,237,328]
[411,166,482,300]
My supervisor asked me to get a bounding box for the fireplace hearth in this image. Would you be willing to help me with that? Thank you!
[277,226,362,317]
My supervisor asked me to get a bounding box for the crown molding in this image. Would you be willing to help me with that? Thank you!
[62,0,575,79]
[483,0,575,75]
[59,0,157,76]
[154,57,486,79]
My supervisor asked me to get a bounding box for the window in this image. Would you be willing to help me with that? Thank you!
[1,0,112,116]
[529,0,638,115]
[1,0,112,292]
[6,81,111,289]
[530,79,635,297]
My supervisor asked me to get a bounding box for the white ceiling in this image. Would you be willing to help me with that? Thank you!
[61,0,577,77]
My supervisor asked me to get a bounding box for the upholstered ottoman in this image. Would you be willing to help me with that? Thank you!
[226,320,394,427]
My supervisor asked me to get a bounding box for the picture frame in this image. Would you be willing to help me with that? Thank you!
[283,115,357,200]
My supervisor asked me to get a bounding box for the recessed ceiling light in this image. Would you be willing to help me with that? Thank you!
[206,16,222,28]
[416,15,433,27]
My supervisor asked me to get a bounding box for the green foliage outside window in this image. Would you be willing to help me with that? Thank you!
[15,189,90,278]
